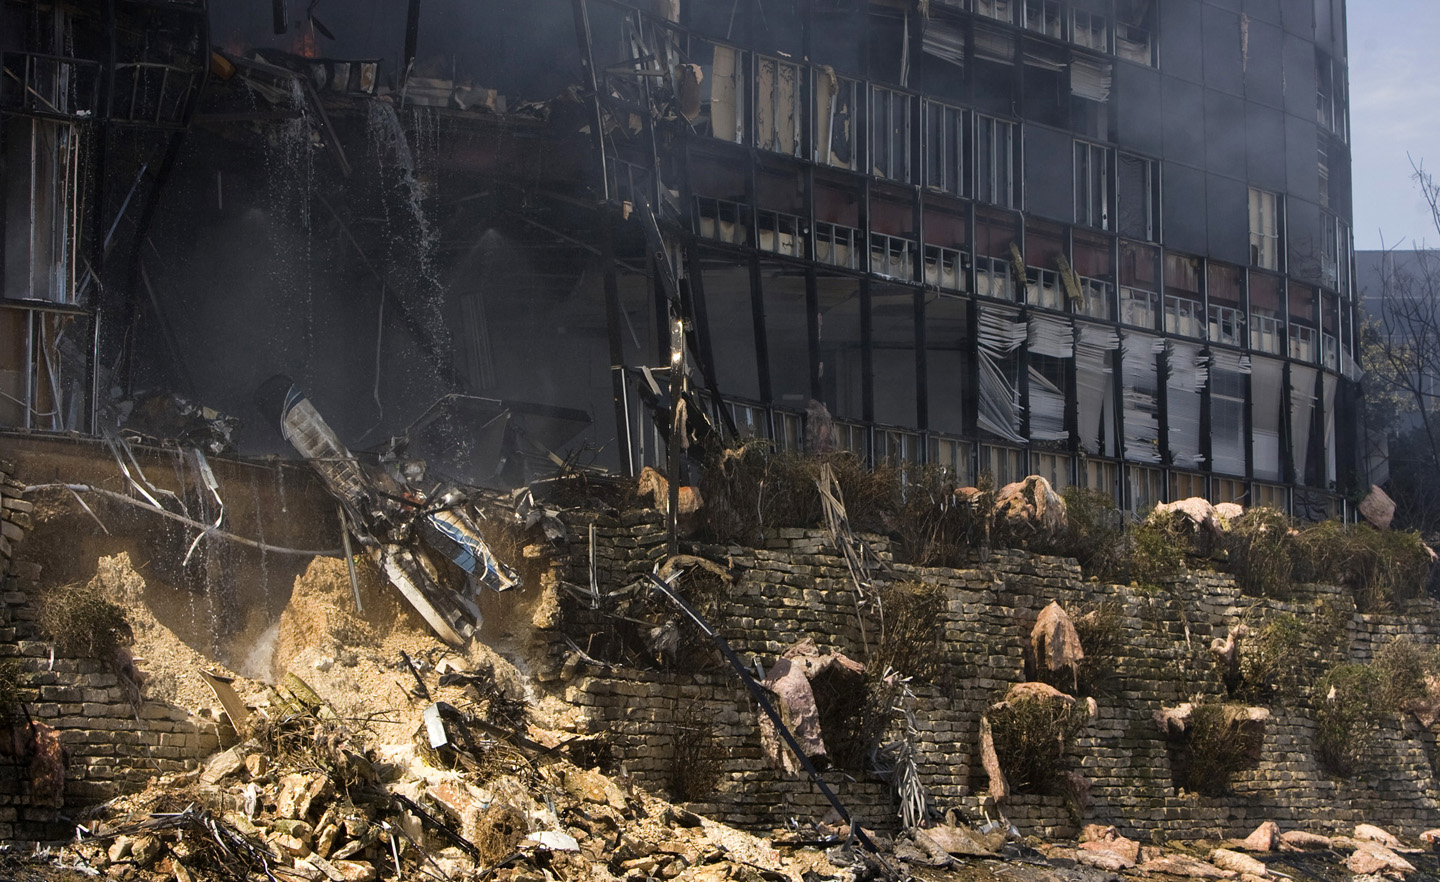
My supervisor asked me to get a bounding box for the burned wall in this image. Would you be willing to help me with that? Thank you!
[545,513,1440,840]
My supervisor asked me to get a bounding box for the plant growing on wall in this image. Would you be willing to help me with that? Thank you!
[1314,662,1384,778]
[987,694,1090,794]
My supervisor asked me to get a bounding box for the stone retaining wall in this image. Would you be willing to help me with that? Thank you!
[0,459,222,845]
[547,511,1440,840]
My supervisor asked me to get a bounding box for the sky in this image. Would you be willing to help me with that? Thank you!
[1348,2,1440,251]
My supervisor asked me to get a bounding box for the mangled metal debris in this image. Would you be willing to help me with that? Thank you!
[256,375,518,646]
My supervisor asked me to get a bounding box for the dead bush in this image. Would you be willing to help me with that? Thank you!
[1072,602,1125,695]
[816,670,899,773]
[667,704,726,803]
[869,581,947,683]
[1373,636,1440,712]
[1222,508,1297,598]
[1295,521,1433,611]
[1314,662,1384,778]
[1048,488,1127,581]
[471,803,528,864]
[987,696,1090,794]
[1127,513,1188,588]
[1174,701,1262,795]
[1237,613,1310,702]
[37,581,133,662]
[892,465,976,568]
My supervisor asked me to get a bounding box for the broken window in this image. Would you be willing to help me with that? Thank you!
[1249,272,1284,355]
[871,195,917,280]
[1117,153,1158,242]
[1162,253,1203,338]
[1166,340,1206,469]
[2,117,83,304]
[976,0,1015,25]
[1315,49,1334,132]
[1249,187,1280,271]
[1251,356,1284,482]
[1128,464,1163,513]
[764,262,815,411]
[921,11,967,97]
[975,209,1019,300]
[1207,263,1245,347]
[1028,313,1074,441]
[926,100,966,196]
[1024,0,1063,38]
[693,261,762,402]
[1076,324,1118,456]
[977,304,1027,443]
[1070,56,1112,140]
[1072,231,1114,320]
[924,208,970,292]
[700,42,747,144]
[1320,292,1339,371]
[1288,282,1316,363]
[815,176,862,270]
[972,25,1018,116]
[816,271,862,419]
[1025,221,1067,310]
[1120,332,1162,463]
[870,86,913,182]
[1119,240,1159,329]
[1114,0,1156,66]
[981,443,1023,485]
[1210,350,1250,477]
[927,292,970,437]
[1212,476,1248,505]
[1322,372,1338,484]
[0,304,92,431]
[814,67,859,170]
[873,284,919,429]
[1032,452,1072,489]
[694,196,748,246]
[1291,364,1318,485]
[976,114,1017,209]
[1021,40,1066,127]
[1171,471,1206,502]
[756,56,802,157]
[1082,456,1120,498]
[1071,0,1111,52]
[1074,141,1111,230]
[755,166,806,258]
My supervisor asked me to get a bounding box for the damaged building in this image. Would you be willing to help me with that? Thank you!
[1,0,1357,510]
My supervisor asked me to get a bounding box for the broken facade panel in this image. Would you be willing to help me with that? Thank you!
[1166,341,1207,470]
[976,304,1027,444]
[1076,324,1119,457]
[1120,332,1163,463]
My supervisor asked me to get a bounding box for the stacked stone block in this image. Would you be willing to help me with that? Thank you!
[550,514,1440,840]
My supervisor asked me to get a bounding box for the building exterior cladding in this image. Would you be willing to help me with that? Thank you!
[614,0,1359,517]
[0,0,1358,519]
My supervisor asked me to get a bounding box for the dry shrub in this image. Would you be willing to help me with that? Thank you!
[1222,508,1297,598]
[815,670,896,773]
[1237,613,1309,702]
[1314,662,1384,778]
[667,704,726,803]
[38,581,133,661]
[1175,701,1262,795]
[471,803,528,864]
[1072,602,1124,695]
[870,581,947,683]
[1296,522,1432,611]
[988,696,1090,794]
[1373,636,1440,712]
[1127,513,1188,588]
[1048,488,1126,580]
[0,660,25,724]
[892,465,978,568]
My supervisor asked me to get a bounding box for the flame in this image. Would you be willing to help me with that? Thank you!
[292,28,317,59]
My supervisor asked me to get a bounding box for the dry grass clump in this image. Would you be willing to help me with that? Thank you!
[0,659,26,724]
[892,465,978,568]
[869,581,947,683]
[38,581,134,661]
[1313,662,1384,778]
[1236,613,1310,702]
[667,704,727,803]
[1220,508,1297,598]
[470,803,528,864]
[1047,488,1127,580]
[1294,521,1432,611]
[1174,701,1263,795]
[1127,512,1189,589]
[1372,636,1440,712]
[987,696,1090,794]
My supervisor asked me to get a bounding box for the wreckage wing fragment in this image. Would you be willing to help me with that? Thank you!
[372,545,475,646]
